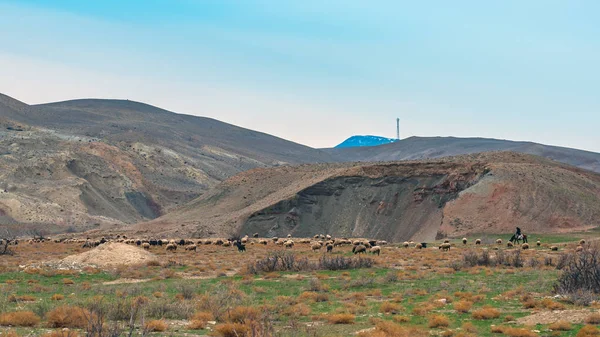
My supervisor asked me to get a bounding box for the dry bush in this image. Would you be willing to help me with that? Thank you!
[8,294,36,302]
[392,315,410,323]
[577,325,600,337]
[62,278,75,285]
[504,315,516,322]
[326,313,355,324]
[453,300,473,313]
[555,246,600,304]
[428,315,450,328]
[227,306,260,323]
[491,326,505,334]
[549,320,572,331]
[144,319,168,332]
[502,327,537,337]
[585,313,600,324]
[461,322,477,333]
[412,303,435,316]
[380,301,402,314]
[472,306,500,320]
[284,303,311,317]
[541,298,565,310]
[214,322,250,337]
[0,311,41,327]
[358,319,428,337]
[51,294,64,301]
[46,306,92,328]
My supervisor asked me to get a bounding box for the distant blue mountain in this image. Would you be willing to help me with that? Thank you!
[335,135,398,148]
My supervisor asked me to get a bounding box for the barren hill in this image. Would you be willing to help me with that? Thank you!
[135,152,600,241]
[326,136,600,174]
[0,93,333,232]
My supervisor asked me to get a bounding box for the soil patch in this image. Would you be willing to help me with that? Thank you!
[61,243,157,269]
[516,309,599,325]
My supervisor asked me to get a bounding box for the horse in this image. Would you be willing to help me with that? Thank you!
[509,234,528,244]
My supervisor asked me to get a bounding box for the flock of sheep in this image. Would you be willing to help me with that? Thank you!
[9,234,590,255]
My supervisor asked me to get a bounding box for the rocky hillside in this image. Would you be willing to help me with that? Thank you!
[134,152,600,241]
[0,93,333,232]
[326,136,600,174]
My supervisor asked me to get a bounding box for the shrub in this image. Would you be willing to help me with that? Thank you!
[555,246,600,304]
[453,300,473,313]
[380,301,402,314]
[62,279,75,285]
[577,325,600,337]
[472,307,500,320]
[541,298,565,310]
[502,327,538,337]
[491,326,505,333]
[358,319,428,337]
[144,319,168,332]
[392,315,410,323]
[428,315,450,328]
[586,313,600,324]
[326,313,355,324]
[227,306,260,323]
[46,306,91,328]
[549,320,572,331]
[0,311,41,327]
[462,321,477,333]
[51,294,65,301]
[214,323,250,337]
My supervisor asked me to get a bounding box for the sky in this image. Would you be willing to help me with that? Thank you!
[0,1,599,152]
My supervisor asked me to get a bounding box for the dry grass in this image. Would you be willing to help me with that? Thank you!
[227,306,260,323]
[50,294,64,301]
[325,313,355,324]
[472,306,500,320]
[46,306,92,329]
[549,320,572,331]
[358,320,428,337]
[453,300,473,313]
[502,327,538,337]
[214,323,250,337]
[428,315,450,328]
[577,325,600,337]
[0,311,41,327]
[41,331,81,337]
[380,301,402,314]
[585,313,600,324]
[144,319,168,332]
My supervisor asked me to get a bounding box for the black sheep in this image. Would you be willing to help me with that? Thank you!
[234,241,246,252]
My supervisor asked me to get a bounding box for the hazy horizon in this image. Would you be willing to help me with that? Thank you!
[1,1,599,152]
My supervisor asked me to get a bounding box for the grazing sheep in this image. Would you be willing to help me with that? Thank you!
[142,243,150,250]
[462,238,468,245]
[185,245,197,251]
[415,243,423,249]
[222,241,232,247]
[403,241,409,248]
[272,237,279,242]
[299,238,311,244]
[253,233,259,238]
[475,239,481,245]
[536,240,541,247]
[507,242,514,248]
[326,244,333,253]
[259,239,268,245]
[311,243,322,251]
[522,243,529,250]
[496,239,502,245]
[287,234,292,238]
[368,240,377,247]
[443,239,450,244]
[319,234,325,240]
[439,243,451,251]
[550,246,558,251]
[284,240,294,248]
[576,246,584,252]
[579,239,586,245]
[326,235,332,240]
[377,240,388,246]
[353,244,367,254]
[166,243,177,251]
[370,246,381,256]
[241,237,248,244]
[314,235,319,239]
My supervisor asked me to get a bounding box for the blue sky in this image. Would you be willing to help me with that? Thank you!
[1,0,599,151]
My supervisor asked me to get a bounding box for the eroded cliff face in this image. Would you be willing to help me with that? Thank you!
[242,170,484,242]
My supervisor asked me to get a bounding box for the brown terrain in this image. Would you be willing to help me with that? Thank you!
[1,92,600,239]
[0,93,333,233]
[135,152,600,241]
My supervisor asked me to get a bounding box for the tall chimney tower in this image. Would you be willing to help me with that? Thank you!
[396,118,400,140]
